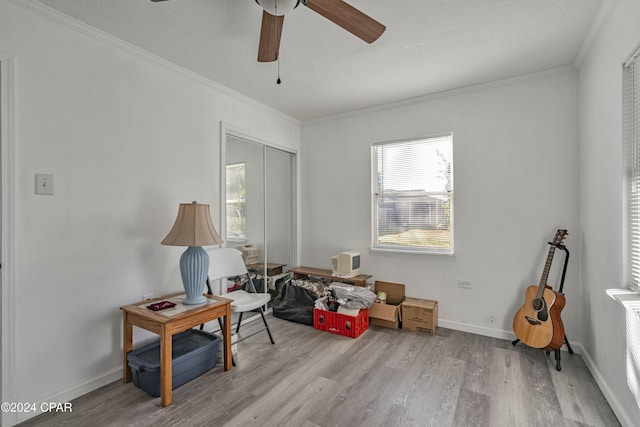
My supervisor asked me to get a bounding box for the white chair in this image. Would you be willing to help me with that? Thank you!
[205,248,275,349]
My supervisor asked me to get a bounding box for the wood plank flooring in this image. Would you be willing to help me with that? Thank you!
[19,315,620,427]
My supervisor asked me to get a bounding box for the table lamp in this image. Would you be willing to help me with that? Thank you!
[161,201,223,304]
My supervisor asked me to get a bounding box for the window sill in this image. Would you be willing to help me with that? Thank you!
[370,246,454,257]
[606,288,640,309]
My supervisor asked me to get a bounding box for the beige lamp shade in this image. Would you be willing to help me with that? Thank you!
[161,202,223,247]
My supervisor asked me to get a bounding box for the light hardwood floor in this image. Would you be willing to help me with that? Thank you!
[20,315,620,427]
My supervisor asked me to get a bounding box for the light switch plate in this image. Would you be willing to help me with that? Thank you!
[35,173,54,195]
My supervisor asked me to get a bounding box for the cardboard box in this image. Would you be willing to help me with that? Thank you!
[369,281,405,329]
[402,298,438,335]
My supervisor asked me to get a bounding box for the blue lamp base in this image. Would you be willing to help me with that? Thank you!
[179,246,209,305]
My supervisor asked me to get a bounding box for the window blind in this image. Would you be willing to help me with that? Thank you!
[372,134,453,253]
[625,46,640,290]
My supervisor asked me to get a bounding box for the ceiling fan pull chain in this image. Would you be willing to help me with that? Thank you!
[277,56,281,84]
[276,0,282,84]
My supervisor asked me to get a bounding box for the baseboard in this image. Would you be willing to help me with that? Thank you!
[15,368,122,425]
[578,346,635,427]
[438,319,513,340]
[439,318,583,354]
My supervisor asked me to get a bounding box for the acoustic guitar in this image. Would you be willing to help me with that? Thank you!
[512,229,568,350]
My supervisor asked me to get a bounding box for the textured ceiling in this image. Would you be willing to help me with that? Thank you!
[35,0,605,122]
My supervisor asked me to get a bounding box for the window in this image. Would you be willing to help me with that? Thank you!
[372,134,454,254]
[625,46,640,291]
[226,162,246,240]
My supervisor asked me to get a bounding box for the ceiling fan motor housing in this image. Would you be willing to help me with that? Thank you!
[255,0,301,16]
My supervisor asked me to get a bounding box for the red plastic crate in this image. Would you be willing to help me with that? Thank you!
[313,308,369,338]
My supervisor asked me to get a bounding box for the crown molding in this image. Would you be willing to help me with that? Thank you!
[573,0,620,68]
[6,0,300,126]
[304,65,578,126]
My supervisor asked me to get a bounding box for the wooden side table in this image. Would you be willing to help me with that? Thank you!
[246,262,286,276]
[290,266,373,287]
[120,292,233,407]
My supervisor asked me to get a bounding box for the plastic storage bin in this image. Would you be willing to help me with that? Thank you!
[313,308,369,338]
[127,329,219,397]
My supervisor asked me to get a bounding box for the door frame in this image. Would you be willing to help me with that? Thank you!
[1,53,17,427]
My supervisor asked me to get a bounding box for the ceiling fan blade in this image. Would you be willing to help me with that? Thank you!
[150,0,172,2]
[258,10,284,62]
[304,0,385,43]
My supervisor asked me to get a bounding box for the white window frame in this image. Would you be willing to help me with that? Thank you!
[371,133,454,255]
[226,162,246,242]
[625,44,640,292]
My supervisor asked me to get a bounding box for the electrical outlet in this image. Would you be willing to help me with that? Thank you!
[458,280,472,289]
[142,293,154,301]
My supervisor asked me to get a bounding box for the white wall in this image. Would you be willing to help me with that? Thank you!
[0,1,300,424]
[4,0,639,425]
[578,0,640,425]
[302,69,580,341]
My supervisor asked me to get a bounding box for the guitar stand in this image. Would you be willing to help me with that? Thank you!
[512,242,574,371]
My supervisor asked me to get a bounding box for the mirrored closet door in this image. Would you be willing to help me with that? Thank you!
[224,133,296,309]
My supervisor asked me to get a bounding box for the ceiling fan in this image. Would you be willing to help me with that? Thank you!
[255,0,385,62]
[151,0,386,63]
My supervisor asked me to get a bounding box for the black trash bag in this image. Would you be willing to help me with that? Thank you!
[246,277,266,293]
[272,282,316,326]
